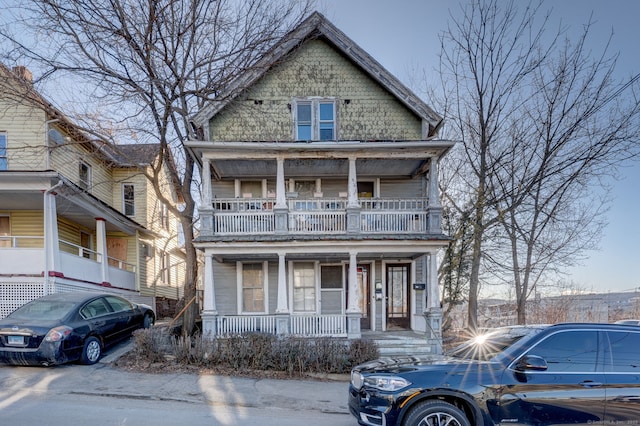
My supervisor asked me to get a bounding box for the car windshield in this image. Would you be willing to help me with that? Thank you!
[9,300,77,321]
[446,326,543,361]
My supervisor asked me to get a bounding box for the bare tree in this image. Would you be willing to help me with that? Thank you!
[0,0,313,334]
[433,0,640,329]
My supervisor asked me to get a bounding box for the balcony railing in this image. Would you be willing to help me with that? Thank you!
[207,197,433,237]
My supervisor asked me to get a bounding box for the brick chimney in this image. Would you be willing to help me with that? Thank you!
[12,66,33,83]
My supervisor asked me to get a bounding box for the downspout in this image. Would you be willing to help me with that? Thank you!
[43,180,63,292]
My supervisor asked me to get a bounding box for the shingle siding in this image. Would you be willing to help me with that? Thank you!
[209,39,423,141]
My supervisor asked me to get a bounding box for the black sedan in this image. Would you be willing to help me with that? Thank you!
[350,323,640,426]
[0,292,155,366]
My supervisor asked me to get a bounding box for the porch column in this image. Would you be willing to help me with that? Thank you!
[201,158,212,207]
[201,253,218,337]
[95,218,110,286]
[200,158,213,236]
[346,157,361,234]
[346,251,361,338]
[274,157,289,234]
[275,157,287,208]
[43,189,61,290]
[425,251,442,349]
[275,252,290,335]
[347,156,359,208]
[428,157,443,233]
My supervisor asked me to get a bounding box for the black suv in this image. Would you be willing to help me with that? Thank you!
[349,323,640,426]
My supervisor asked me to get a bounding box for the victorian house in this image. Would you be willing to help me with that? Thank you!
[0,64,185,317]
[188,13,453,349]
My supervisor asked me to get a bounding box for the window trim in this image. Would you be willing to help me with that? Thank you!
[238,261,268,314]
[79,160,92,190]
[122,183,135,216]
[293,98,337,141]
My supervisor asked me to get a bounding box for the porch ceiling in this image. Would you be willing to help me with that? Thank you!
[211,158,427,180]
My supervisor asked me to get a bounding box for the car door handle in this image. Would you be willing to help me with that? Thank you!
[579,380,603,388]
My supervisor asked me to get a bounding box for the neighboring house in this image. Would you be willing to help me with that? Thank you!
[0,64,184,318]
[187,12,454,349]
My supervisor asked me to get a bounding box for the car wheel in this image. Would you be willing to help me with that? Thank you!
[143,313,154,329]
[80,336,102,365]
[404,400,470,426]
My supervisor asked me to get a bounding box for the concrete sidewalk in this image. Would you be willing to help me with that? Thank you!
[71,341,352,415]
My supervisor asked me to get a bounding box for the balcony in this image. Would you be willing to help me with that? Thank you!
[0,236,136,290]
[202,197,436,238]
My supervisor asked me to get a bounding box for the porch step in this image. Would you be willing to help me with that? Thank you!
[368,336,439,357]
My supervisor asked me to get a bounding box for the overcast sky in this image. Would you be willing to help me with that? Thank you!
[319,0,640,295]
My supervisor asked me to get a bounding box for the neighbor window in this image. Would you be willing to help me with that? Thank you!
[123,184,135,216]
[242,263,265,313]
[295,99,336,141]
[79,161,92,190]
[159,201,170,229]
[161,252,171,284]
[0,132,7,170]
[293,262,316,312]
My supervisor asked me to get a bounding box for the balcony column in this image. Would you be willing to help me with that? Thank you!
[425,251,442,349]
[274,157,288,234]
[43,188,62,289]
[275,252,290,335]
[95,218,110,286]
[346,157,361,234]
[346,251,361,338]
[201,253,218,338]
[428,156,443,233]
[200,158,213,235]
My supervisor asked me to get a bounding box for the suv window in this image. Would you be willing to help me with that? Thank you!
[527,330,599,372]
[606,331,640,372]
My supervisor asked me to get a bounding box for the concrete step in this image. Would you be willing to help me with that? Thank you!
[373,338,435,357]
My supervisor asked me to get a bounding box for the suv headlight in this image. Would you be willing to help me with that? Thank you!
[363,375,411,392]
[351,371,364,389]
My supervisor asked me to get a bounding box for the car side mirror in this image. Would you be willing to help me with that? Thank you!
[515,355,548,372]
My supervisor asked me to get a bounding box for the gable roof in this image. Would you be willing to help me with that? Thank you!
[191,11,443,136]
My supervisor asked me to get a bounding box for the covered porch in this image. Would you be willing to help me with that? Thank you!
[0,172,150,291]
[197,240,445,341]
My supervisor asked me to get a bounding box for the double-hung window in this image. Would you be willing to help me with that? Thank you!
[295,99,336,141]
[79,161,92,190]
[0,132,7,170]
[241,262,265,313]
[123,184,135,216]
[293,262,316,312]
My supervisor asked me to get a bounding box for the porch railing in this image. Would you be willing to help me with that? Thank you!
[208,197,431,236]
[290,314,347,337]
[212,314,347,337]
[216,315,277,335]
[0,235,44,248]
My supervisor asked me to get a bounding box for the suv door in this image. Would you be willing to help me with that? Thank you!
[603,329,640,421]
[497,329,606,425]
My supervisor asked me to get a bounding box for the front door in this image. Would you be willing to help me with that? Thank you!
[386,264,410,329]
[357,265,370,330]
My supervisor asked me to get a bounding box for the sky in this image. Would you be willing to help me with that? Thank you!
[319,0,640,295]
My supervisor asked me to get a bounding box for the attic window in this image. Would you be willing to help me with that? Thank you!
[294,98,336,141]
[79,161,92,190]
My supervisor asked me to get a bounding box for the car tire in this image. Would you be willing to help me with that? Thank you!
[143,313,154,329]
[403,400,470,426]
[80,336,102,365]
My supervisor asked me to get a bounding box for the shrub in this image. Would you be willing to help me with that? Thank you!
[127,329,379,376]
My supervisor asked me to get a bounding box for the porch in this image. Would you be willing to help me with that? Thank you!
[0,235,136,291]
[201,197,435,237]
[201,314,440,355]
